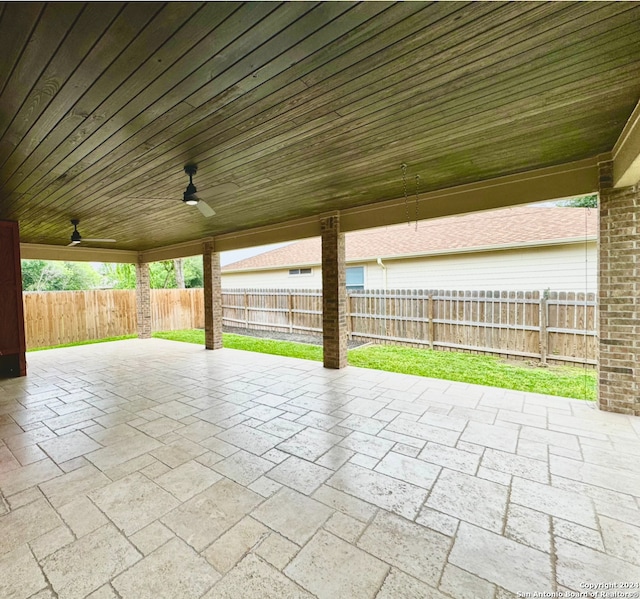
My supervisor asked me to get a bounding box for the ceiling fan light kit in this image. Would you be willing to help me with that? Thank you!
[183,164,199,206]
[67,219,116,247]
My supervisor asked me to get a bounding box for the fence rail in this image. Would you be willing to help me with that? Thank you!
[22,288,597,365]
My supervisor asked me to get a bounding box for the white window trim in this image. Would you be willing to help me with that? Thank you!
[288,267,314,277]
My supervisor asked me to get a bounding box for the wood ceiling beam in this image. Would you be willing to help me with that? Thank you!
[612,97,640,188]
[340,157,599,233]
[20,243,138,263]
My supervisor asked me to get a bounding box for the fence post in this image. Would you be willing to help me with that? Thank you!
[243,291,249,328]
[539,295,548,364]
[346,291,352,340]
[428,293,434,349]
[288,291,293,334]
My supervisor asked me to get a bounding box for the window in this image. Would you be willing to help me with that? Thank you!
[289,268,312,276]
[346,266,364,291]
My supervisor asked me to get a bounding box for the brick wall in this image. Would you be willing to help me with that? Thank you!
[135,261,152,339]
[321,215,347,369]
[203,242,223,350]
[598,161,640,415]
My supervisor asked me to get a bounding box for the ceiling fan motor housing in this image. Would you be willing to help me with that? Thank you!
[183,164,199,205]
[70,219,81,242]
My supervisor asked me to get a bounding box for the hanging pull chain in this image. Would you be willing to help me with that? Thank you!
[401,163,410,226]
[414,174,421,231]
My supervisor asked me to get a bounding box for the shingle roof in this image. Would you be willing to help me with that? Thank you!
[223,206,596,271]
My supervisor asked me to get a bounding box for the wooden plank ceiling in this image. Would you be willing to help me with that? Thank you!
[1,1,639,251]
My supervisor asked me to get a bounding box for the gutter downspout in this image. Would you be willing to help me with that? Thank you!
[376,258,387,290]
[377,258,388,336]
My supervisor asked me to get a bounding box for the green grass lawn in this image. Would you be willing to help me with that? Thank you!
[153,329,596,401]
[27,330,595,401]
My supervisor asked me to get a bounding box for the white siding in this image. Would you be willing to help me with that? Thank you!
[370,243,596,292]
[221,243,596,293]
[222,267,322,289]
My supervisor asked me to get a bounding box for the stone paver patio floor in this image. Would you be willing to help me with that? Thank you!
[1,339,639,598]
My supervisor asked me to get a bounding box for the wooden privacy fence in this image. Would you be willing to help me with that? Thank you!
[22,288,597,365]
[23,289,204,349]
[222,289,597,365]
[23,290,137,349]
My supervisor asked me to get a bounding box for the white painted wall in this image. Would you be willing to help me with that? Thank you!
[222,242,596,293]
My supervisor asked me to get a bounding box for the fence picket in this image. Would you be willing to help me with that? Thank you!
[22,288,596,364]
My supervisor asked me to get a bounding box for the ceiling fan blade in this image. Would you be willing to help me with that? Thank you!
[82,238,117,243]
[196,200,216,218]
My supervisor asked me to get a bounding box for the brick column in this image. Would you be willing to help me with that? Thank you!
[135,261,152,339]
[598,160,640,415]
[321,215,347,369]
[203,241,223,350]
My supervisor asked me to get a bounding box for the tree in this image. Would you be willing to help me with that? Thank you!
[174,258,185,289]
[99,257,203,289]
[21,260,102,291]
[100,263,137,289]
[556,193,597,208]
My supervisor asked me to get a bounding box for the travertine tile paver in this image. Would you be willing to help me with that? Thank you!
[599,515,640,566]
[255,532,300,569]
[505,503,551,552]
[267,455,333,494]
[511,476,597,528]
[211,449,273,486]
[339,431,395,458]
[285,530,388,598]
[460,421,519,452]
[252,487,333,545]
[89,472,179,535]
[113,537,220,598]
[0,545,47,598]
[439,563,496,599]
[38,430,102,464]
[556,538,640,590]
[481,448,548,483]
[2,340,639,599]
[376,568,449,599]
[0,498,61,556]
[156,460,222,501]
[277,427,343,461]
[217,424,281,455]
[0,458,62,496]
[374,451,440,489]
[162,478,262,551]
[426,469,509,532]
[129,521,175,555]
[358,511,451,586]
[43,524,140,599]
[203,516,269,573]
[328,462,427,519]
[204,554,313,599]
[58,496,108,538]
[449,523,553,594]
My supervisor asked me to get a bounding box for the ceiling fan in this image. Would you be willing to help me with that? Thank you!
[121,164,221,217]
[181,164,216,218]
[67,219,116,247]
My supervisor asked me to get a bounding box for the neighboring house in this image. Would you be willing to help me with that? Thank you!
[222,207,597,292]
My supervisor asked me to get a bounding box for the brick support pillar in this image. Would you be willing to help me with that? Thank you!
[203,241,223,350]
[135,261,152,339]
[598,160,640,415]
[321,215,347,369]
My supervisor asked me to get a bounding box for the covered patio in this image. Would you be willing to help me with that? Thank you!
[1,339,639,597]
[1,2,640,597]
